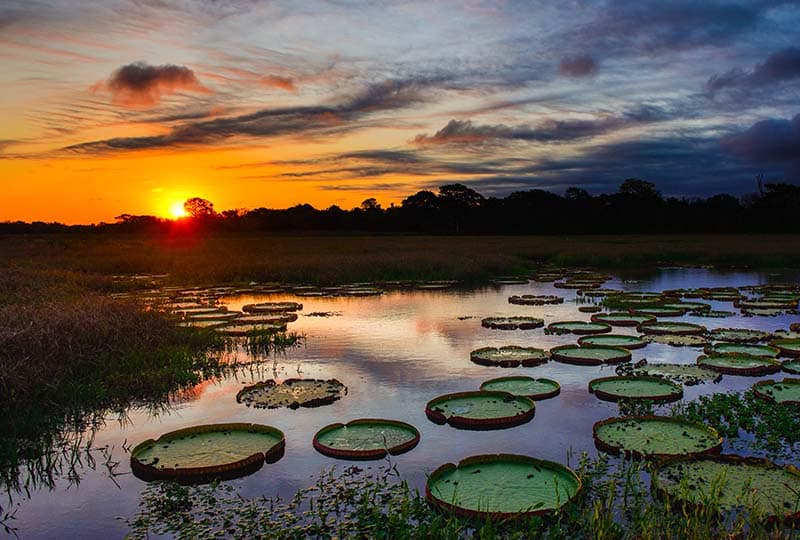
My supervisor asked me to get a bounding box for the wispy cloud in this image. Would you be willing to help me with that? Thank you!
[708,47,800,94]
[91,62,212,108]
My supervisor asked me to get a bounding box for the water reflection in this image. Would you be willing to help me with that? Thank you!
[9,268,800,538]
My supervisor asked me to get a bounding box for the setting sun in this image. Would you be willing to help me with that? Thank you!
[168,201,188,219]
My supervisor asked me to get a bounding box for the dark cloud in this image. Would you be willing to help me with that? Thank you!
[91,62,212,107]
[708,47,800,93]
[558,55,597,77]
[722,113,800,179]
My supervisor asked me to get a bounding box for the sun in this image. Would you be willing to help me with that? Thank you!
[168,201,188,219]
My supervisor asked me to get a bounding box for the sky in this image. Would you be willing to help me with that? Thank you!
[1,0,799,224]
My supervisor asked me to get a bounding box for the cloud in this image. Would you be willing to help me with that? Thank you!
[91,62,212,107]
[558,54,597,77]
[722,113,800,179]
[258,75,297,92]
[708,47,800,93]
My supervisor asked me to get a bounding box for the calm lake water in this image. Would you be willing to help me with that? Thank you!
[8,268,800,539]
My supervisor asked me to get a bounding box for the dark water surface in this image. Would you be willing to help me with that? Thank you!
[8,268,800,539]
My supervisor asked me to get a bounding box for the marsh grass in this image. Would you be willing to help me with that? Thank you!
[126,454,799,540]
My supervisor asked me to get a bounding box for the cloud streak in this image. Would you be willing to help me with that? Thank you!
[91,62,212,108]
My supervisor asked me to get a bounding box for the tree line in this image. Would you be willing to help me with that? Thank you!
[3,179,800,234]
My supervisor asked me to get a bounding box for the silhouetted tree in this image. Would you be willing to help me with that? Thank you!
[184,197,217,218]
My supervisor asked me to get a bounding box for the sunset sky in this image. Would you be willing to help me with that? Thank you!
[2,0,799,224]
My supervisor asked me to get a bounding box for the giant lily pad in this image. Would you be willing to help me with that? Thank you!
[313,419,420,460]
[704,343,780,358]
[235,313,298,324]
[551,345,631,366]
[578,334,647,350]
[242,302,303,313]
[618,361,721,385]
[639,321,706,336]
[593,416,722,459]
[480,376,560,400]
[697,354,781,376]
[588,376,683,402]
[217,322,287,336]
[508,295,563,306]
[186,311,241,322]
[771,338,800,358]
[708,328,770,343]
[130,423,285,482]
[783,360,800,375]
[425,391,535,430]
[481,317,544,330]
[591,312,656,327]
[791,322,800,333]
[641,334,709,347]
[470,346,549,367]
[632,307,685,318]
[653,455,800,520]
[753,378,800,405]
[426,454,581,519]
[236,379,346,409]
[662,302,711,313]
[546,321,612,335]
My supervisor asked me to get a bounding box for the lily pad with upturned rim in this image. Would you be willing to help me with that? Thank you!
[425,391,535,430]
[425,454,582,519]
[216,323,287,336]
[550,345,631,366]
[508,295,563,306]
[752,378,800,405]
[708,328,770,343]
[641,334,709,347]
[588,376,683,402]
[593,416,722,459]
[312,419,420,460]
[470,346,550,367]
[236,379,346,409]
[631,307,686,318]
[618,361,721,385]
[591,312,656,327]
[771,338,800,358]
[130,423,285,482]
[578,334,647,350]
[639,321,706,336]
[481,317,545,330]
[704,343,780,358]
[546,321,612,335]
[783,360,800,375]
[242,301,303,313]
[480,376,561,400]
[696,354,781,376]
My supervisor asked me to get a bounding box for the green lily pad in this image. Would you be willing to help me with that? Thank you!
[619,361,721,385]
[653,456,800,519]
[593,416,722,459]
[481,317,544,330]
[578,306,602,313]
[546,321,612,335]
[426,454,581,519]
[662,302,711,313]
[425,391,535,430]
[216,322,287,336]
[236,379,346,409]
[588,376,683,402]
[508,295,563,306]
[591,312,656,327]
[177,320,227,329]
[704,343,780,358]
[313,419,420,460]
[771,338,800,358]
[550,345,631,366]
[641,334,709,347]
[697,354,781,376]
[632,307,686,317]
[480,377,560,400]
[236,313,298,324]
[242,302,303,313]
[753,378,800,405]
[783,360,800,375]
[131,423,285,482]
[695,310,735,318]
[470,346,549,367]
[639,321,706,336]
[578,334,647,350]
[708,328,770,343]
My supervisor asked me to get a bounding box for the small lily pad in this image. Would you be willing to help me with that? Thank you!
[425,391,535,430]
[546,321,612,335]
[242,302,303,313]
[508,295,563,306]
[639,321,706,336]
[578,334,647,350]
[551,345,631,366]
[481,317,544,330]
[588,376,683,402]
[480,376,560,400]
[470,346,550,367]
[313,419,420,460]
[591,312,656,327]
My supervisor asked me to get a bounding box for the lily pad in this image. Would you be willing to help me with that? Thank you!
[783,360,800,375]
[653,455,800,519]
[578,334,647,350]
[704,343,780,358]
[481,317,544,330]
[771,338,800,358]
[752,378,800,405]
[695,310,735,318]
[480,376,560,400]
[578,306,602,313]
[708,327,770,343]
[550,345,631,366]
[470,346,550,368]
[661,302,711,313]
[641,334,709,347]
[425,391,535,430]
[593,416,722,459]
[792,322,800,333]
[426,454,581,519]
[236,379,346,409]
[186,311,241,322]
[236,313,298,324]
[618,361,721,385]
[639,321,706,336]
[591,312,656,327]
[313,419,420,460]
[632,307,686,318]
[508,295,563,306]
[697,354,781,376]
[242,302,303,313]
[217,323,287,336]
[130,423,285,482]
[546,321,612,335]
[589,376,683,402]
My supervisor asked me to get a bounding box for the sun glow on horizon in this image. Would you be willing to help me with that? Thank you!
[168,201,189,219]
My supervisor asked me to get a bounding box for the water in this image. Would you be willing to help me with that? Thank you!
[7,268,800,538]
